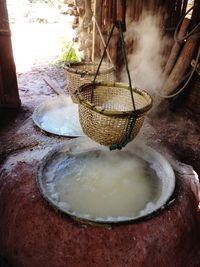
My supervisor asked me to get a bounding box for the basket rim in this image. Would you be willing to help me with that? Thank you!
[64,61,115,76]
[75,82,153,117]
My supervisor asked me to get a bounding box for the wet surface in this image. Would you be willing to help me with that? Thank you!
[37,142,174,223]
[32,96,84,137]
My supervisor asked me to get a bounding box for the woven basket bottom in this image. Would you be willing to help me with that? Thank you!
[65,62,115,103]
[79,106,145,146]
[77,83,152,147]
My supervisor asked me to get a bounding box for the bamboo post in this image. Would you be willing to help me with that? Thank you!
[92,0,96,61]
[181,0,189,16]
[92,0,102,61]
[161,36,198,96]
[161,1,200,96]
[164,18,191,77]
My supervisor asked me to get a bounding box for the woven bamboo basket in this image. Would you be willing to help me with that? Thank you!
[75,82,152,147]
[64,62,115,103]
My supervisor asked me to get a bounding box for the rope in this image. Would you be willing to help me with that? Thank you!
[110,115,137,151]
[110,21,138,150]
[92,20,138,150]
[159,3,200,99]
[118,21,136,111]
[109,21,138,150]
[67,15,115,66]
[174,4,200,43]
[158,45,200,98]
[93,24,115,83]
[92,16,115,67]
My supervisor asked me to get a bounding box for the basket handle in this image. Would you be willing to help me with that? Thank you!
[92,23,115,84]
[92,15,115,68]
[118,21,136,111]
[91,20,140,150]
[92,21,136,111]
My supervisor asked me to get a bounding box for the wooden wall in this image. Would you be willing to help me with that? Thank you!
[79,0,191,71]
[0,0,20,108]
[94,0,188,68]
[93,0,200,108]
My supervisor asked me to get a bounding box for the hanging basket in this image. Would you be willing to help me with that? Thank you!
[75,82,153,147]
[64,62,115,103]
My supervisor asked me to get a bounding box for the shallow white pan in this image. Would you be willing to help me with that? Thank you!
[36,137,176,224]
[32,96,84,137]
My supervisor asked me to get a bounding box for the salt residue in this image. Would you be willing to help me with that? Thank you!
[47,150,160,219]
[101,93,147,111]
[37,137,175,222]
[35,96,84,136]
[1,147,52,173]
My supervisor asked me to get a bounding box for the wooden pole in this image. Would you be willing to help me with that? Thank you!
[161,36,198,96]
[92,0,102,61]
[92,0,96,61]
[164,18,191,77]
[161,0,200,96]
[181,0,189,17]
[0,0,20,108]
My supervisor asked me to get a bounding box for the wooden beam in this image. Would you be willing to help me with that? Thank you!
[161,36,198,96]
[0,0,20,108]
[43,75,65,96]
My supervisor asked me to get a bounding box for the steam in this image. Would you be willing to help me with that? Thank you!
[34,96,84,136]
[121,11,169,99]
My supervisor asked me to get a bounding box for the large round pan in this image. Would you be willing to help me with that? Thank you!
[36,137,176,224]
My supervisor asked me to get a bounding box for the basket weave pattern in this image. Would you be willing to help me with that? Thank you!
[65,62,115,102]
[77,83,152,146]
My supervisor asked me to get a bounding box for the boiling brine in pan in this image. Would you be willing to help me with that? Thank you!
[40,104,82,136]
[53,150,161,220]
[34,96,84,136]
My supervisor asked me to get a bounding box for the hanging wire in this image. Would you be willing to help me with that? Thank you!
[93,20,136,110]
[90,19,139,150]
[158,46,200,98]
[110,21,138,150]
[159,2,200,99]
[174,4,200,43]
[92,24,115,83]
[92,16,115,67]
[117,21,136,111]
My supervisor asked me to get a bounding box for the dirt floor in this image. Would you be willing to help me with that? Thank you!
[152,105,200,176]
[0,64,67,160]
